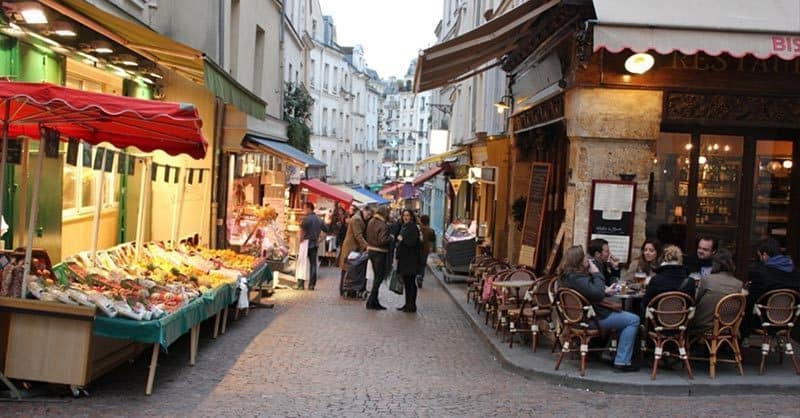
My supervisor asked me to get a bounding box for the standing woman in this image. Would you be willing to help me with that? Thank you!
[396,209,423,312]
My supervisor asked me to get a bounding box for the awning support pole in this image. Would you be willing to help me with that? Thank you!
[170,168,187,243]
[134,158,149,264]
[90,165,106,266]
[0,100,9,250]
[21,140,46,296]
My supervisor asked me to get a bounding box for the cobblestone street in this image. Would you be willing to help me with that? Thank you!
[5,266,799,417]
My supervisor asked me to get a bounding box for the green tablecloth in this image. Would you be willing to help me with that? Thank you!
[91,263,271,349]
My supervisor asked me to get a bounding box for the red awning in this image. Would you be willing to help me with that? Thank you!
[0,82,207,159]
[412,166,445,187]
[379,182,403,196]
[300,178,353,207]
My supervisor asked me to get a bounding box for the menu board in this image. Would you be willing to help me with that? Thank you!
[519,163,551,267]
[588,180,636,263]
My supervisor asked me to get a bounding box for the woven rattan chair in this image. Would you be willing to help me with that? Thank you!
[509,275,556,351]
[477,262,511,314]
[752,289,800,375]
[689,293,746,378]
[643,291,695,380]
[554,288,617,376]
[467,257,497,304]
[495,269,537,338]
[482,267,512,326]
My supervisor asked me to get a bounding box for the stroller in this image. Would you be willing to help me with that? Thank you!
[341,251,369,299]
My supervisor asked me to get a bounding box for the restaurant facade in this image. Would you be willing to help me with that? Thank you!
[416,0,800,276]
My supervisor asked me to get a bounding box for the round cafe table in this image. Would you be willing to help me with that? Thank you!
[492,280,535,307]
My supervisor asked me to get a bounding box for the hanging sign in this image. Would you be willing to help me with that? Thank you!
[588,180,636,264]
[93,147,105,170]
[449,178,464,195]
[41,127,60,158]
[66,138,79,166]
[519,162,551,268]
[117,152,127,174]
[2,138,22,165]
[103,150,115,173]
[82,143,93,167]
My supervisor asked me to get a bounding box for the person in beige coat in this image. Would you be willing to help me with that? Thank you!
[338,205,372,294]
[690,249,744,333]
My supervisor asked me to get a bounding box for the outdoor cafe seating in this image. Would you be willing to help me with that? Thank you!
[466,255,800,379]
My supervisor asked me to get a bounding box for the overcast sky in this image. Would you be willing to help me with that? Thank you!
[320,0,443,80]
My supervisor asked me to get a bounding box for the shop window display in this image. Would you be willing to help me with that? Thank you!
[752,140,793,256]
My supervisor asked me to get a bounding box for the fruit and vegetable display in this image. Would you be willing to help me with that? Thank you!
[25,242,263,321]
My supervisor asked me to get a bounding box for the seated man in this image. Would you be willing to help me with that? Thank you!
[743,238,800,336]
[588,238,620,287]
[690,249,743,333]
[684,236,716,279]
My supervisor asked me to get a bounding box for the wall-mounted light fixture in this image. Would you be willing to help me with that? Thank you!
[18,2,48,24]
[50,20,76,37]
[624,52,655,74]
[90,40,113,54]
[494,94,513,114]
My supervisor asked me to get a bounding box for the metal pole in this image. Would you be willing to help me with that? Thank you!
[170,168,187,242]
[21,143,45,297]
[0,100,9,249]
[134,158,149,263]
[91,161,106,266]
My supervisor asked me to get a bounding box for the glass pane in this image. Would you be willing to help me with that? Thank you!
[647,133,690,247]
[752,140,793,257]
[81,168,96,209]
[695,135,743,255]
[62,165,77,211]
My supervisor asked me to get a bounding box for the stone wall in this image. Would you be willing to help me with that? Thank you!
[564,88,662,260]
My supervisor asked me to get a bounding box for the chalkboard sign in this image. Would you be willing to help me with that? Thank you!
[588,180,636,263]
[519,162,551,267]
[2,138,22,165]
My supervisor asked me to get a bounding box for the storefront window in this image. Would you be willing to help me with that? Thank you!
[752,140,793,257]
[648,133,743,254]
[647,133,690,247]
[63,143,120,218]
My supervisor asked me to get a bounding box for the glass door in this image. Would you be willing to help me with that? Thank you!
[694,135,743,255]
[750,140,793,259]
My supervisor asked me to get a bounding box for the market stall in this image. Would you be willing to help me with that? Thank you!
[0,81,228,396]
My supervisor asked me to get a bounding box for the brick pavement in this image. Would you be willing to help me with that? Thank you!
[4,266,799,417]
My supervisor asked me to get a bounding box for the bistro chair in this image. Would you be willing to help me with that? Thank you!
[482,267,512,326]
[751,289,800,375]
[643,291,695,380]
[688,293,746,378]
[478,262,511,316]
[495,268,537,339]
[509,275,556,351]
[467,256,496,304]
[554,288,617,376]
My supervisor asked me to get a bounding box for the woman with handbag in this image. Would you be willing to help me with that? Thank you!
[395,209,423,313]
[559,245,641,372]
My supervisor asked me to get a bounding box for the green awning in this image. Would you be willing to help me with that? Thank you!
[204,59,267,120]
[41,0,267,120]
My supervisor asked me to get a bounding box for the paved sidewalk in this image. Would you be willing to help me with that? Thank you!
[4,265,799,417]
[429,258,800,396]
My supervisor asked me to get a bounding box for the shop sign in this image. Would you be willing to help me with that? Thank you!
[511,94,564,134]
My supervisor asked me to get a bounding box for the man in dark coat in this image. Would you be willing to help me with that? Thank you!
[743,238,800,336]
[684,236,716,279]
[299,202,327,290]
[589,238,620,286]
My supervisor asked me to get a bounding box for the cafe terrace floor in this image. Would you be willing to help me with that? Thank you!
[427,256,800,396]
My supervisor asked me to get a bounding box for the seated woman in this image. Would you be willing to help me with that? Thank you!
[559,245,641,372]
[622,239,661,284]
[642,245,695,308]
[689,249,743,333]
